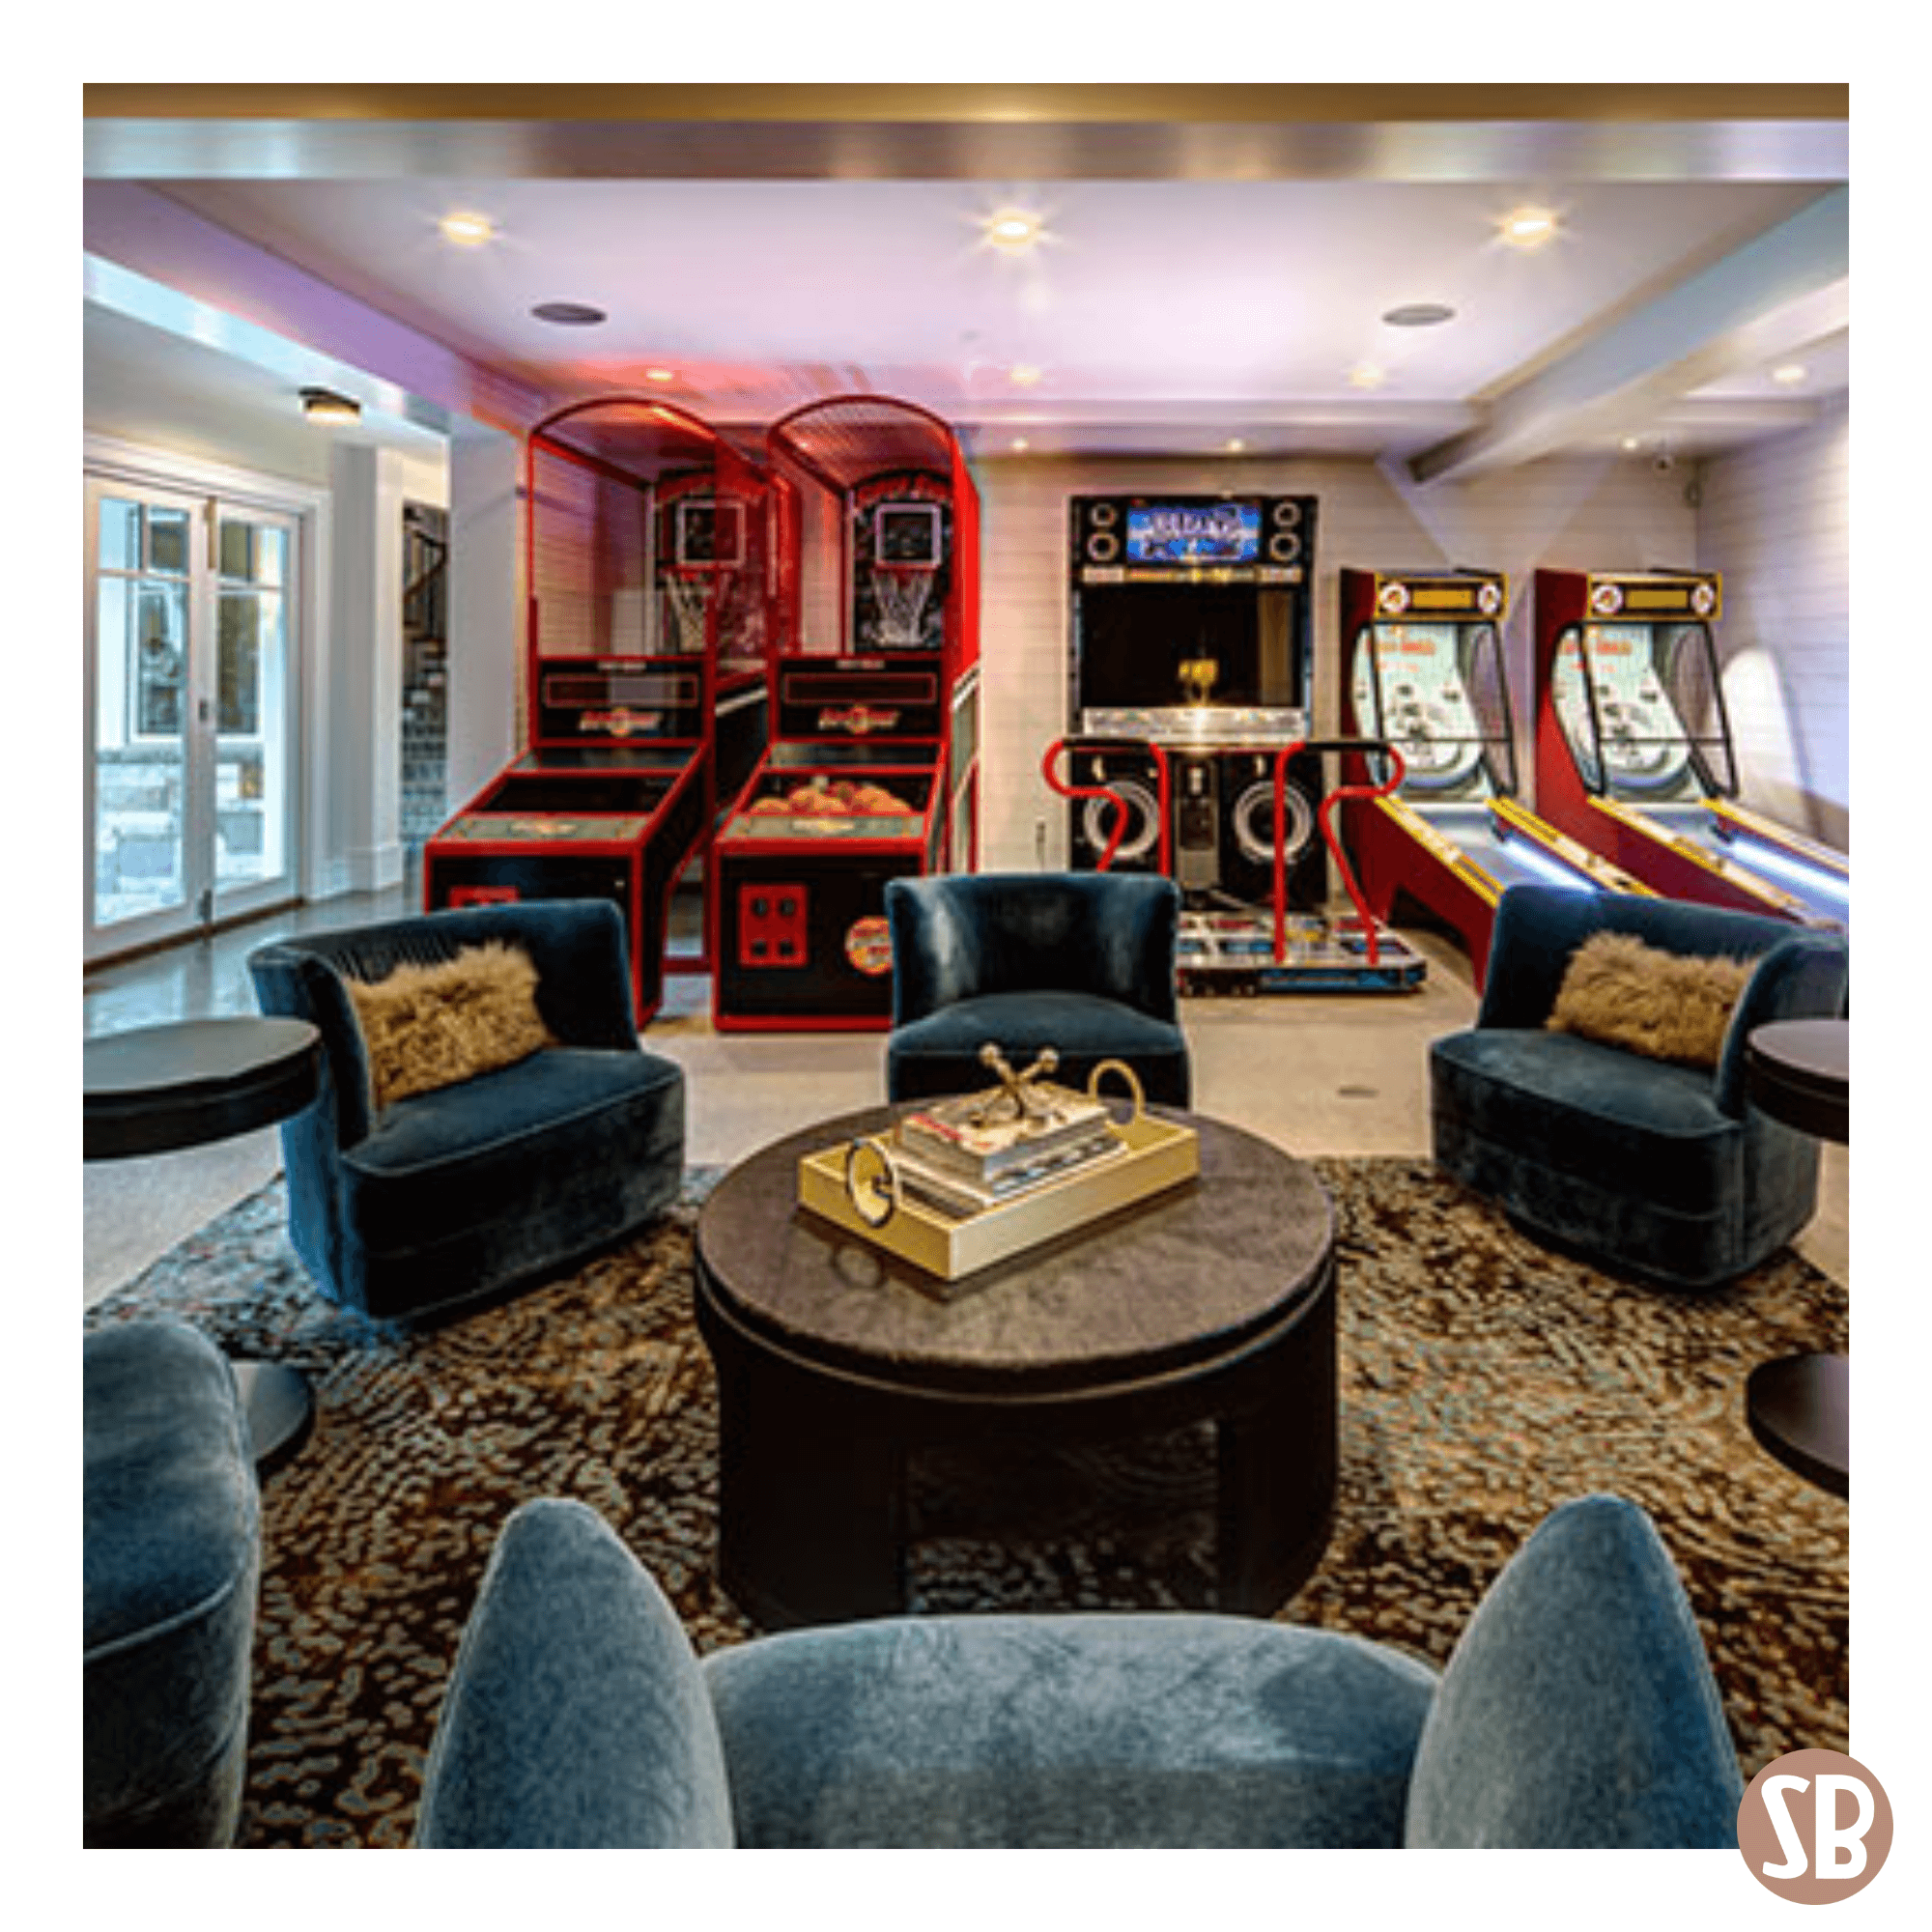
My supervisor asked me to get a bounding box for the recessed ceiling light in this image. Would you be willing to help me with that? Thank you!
[1382,301,1457,328]
[1499,206,1560,250]
[298,385,361,424]
[439,211,497,247]
[984,208,1044,253]
[531,300,608,327]
[1621,436,1643,452]
[1772,362,1809,386]
[1009,437,1031,452]
[1008,363,1043,388]
[1349,363,1387,391]
[642,366,678,384]
[1225,438,1246,453]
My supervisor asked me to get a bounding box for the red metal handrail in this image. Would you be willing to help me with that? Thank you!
[1272,738,1407,965]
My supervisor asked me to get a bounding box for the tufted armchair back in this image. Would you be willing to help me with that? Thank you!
[887,870,1182,1023]
[247,898,684,1322]
[250,899,640,1152]
[1474,886,1848,1117]
[1432,883,1848,1288]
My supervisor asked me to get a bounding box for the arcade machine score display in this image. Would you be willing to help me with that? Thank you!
[709,395,980,1031]
[1533,569,1848,928]
[1340,568,1652,984]
[1055,493,1422,991]
[422,397,776,1021]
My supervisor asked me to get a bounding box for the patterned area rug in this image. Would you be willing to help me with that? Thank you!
[84,1158,1850,1849]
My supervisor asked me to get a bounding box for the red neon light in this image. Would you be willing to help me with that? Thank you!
[1271,740,1408,965]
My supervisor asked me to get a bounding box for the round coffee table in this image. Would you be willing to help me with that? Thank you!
[84,1016,325,1471]
[694,1105,1337,1629]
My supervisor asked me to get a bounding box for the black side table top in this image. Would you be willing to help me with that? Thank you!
[84,1017,323,1161]
[1745,1017,1849,1145]
[1741,1015,1849,1499]
[83,1014,324,1471]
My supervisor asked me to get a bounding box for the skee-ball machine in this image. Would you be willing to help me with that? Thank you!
[1340,567,1652,985]
[710,393,980,1031]
[423,396,778,1021]
[1532,569,1847,929]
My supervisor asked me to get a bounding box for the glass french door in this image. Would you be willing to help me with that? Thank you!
[85,474,298,958]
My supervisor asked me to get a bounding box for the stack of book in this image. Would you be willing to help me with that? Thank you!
[891,1085,1123,1220]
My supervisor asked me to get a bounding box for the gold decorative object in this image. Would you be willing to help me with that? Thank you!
[796,1053,1198,1287]
[1179,656,1219,706]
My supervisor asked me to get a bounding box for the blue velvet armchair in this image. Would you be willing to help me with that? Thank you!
[248,899,685,1323]
[413,1492,1743,1849]
[1431,885,1848,1289]
[884,870,1191,1106]
[85,1320,262,1848]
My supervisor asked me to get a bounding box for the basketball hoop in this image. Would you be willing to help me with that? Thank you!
[662,570,713,655]
[871,562,936,649]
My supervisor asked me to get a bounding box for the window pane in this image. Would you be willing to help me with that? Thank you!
[134,582,187,735]
[218,591,262,734]
[147,506,192,576]
[98,497,142,573]
[216,578,286,890]
[218,518,253,582]
[96,573,186,925]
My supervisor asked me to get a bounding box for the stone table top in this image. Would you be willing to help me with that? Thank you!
[696,1105,1335,1397]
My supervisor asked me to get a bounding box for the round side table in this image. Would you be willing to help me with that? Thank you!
[1743,1017,1849,1498]
[84,1016,325,1471]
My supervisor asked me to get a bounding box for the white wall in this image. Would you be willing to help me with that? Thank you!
[971,450,1696,871]
[1694,400,1851,851]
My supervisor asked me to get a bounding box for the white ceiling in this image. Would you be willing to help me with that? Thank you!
[82,86,1851,476]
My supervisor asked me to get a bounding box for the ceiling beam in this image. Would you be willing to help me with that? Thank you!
[82,83,1848,185]
[1406,185,1849,484]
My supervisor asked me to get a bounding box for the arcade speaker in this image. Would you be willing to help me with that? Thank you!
[1071,497,1124,568]
[1219,748,1324,909]
[1067,744,1164,873]
[1264,496,1308,569]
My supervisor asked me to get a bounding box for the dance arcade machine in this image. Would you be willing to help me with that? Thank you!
[1340,567,1653,984]
[423,397,777,1021]
[1532,569,1848,927]
[1060,491,1422,990]
[710,394,980,1031]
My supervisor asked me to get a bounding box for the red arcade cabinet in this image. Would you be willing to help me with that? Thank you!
[423,396,777,1020]
[710,394,980,1031]
[1531,569,1848,927]
[1340,567,1652,984]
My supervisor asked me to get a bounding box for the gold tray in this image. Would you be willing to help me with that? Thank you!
[796,1065,1199,1284]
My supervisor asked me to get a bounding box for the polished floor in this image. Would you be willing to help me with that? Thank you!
[81,884,1849,1305]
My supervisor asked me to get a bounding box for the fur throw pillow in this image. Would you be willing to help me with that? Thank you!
[347,942,554,1109]
[1546,930,1753,1068]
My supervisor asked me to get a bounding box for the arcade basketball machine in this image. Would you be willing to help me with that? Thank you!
[1531,569,1848,927]
[1339,567,1652,984]
[422,396,777,1021]
[1052,492,1421,990]
[710,393,980,1031]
